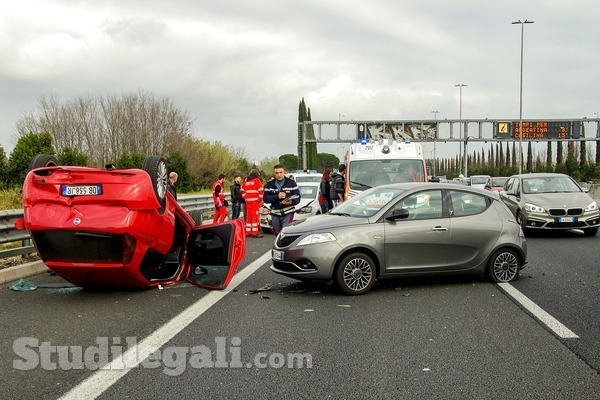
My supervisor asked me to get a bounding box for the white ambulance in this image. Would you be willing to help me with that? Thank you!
[341,138,428,199]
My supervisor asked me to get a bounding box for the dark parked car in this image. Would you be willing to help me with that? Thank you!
[499,173,600,236]
[15,155,246,289]
[271,183,527,295]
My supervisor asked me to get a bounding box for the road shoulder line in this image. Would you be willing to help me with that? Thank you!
[59,250,272,400]
[497,282,579,339]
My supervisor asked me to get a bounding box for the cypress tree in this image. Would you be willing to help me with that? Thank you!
[546,141,553,172]
[557,141,564,164]
[526,141,533,172]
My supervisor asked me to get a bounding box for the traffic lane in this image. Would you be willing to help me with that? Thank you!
[104,260,600,399]
[510,229,600,371]
[0,237,273,400]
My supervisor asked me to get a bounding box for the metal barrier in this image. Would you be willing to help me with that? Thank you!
[0,194,227,260]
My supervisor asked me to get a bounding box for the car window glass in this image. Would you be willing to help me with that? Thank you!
[333,187,404,217]
[393,190,443,220]
[450,191,488,217]
[504,178,514,191]
[523,176,581,193]
[299,185,317,197]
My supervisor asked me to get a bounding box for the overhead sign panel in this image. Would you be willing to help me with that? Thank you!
[495,121,574,139]
[357,122,437,141]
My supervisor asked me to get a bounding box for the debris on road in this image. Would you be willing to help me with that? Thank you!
[9,278,37,291]
[248,283,273,294]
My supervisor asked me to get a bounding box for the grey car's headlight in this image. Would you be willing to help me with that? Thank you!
[297,233,336,246]
[524,202,545,214]
[584,201,598,212]
[297,206,313,214]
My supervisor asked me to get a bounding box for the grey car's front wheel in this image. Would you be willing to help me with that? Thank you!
[335,252,376,295]
[516,210,528,233]
[488,248,521,283]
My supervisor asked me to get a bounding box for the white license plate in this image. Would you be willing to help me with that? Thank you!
[272,249,284,261]
[558,217,574,223]
[61,185,102,196]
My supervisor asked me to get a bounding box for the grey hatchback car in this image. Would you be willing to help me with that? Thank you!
[499,173,600,236]
[271,183,527,295]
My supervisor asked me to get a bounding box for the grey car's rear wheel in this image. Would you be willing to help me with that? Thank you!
[142,156,168,210]
[335,252,376,295]
[488,248,520,283]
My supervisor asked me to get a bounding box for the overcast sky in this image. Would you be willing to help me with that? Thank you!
[2,0,599,163]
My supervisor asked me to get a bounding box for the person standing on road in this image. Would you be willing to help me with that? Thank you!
[263,164,301,235]
[212,173,228,224]
[167,172,178,201]
[319,168,333,214]
[230,175,244,220]
[329,163,346,207]
[241,169,263,237]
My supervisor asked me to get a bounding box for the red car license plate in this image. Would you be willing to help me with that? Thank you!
[61,185,102,196]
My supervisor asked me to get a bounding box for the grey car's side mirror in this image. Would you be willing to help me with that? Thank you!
[386,208,410,221]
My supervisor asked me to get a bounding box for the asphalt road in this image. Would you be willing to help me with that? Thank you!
[1,231,598,399]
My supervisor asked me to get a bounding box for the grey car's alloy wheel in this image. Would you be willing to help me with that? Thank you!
[488,248,520,282]
[335,252,376,295]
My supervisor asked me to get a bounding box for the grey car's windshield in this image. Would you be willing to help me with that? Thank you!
[522,176,582,194]
[331,187,406,217]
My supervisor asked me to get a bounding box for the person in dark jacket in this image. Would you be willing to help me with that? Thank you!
[167,172,178,201]
[329,164,346,206]
[230,175,244,220]
[263,164,301,235]
[319,168,332,213]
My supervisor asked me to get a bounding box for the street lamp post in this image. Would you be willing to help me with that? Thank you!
[455,84,467,177]
[337,113,345,140]
[431,110,440,176]
[512,19,534,174]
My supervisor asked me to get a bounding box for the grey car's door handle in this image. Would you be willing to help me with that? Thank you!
[431,226,448,232]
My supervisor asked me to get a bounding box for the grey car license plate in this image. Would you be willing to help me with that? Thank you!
[558,216,575,223]
[272,249,284,261]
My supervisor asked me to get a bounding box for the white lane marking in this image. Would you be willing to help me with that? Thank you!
[497,282,579,339]
[59,251,272,400]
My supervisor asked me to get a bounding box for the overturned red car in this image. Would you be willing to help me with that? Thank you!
[15,155,246,290]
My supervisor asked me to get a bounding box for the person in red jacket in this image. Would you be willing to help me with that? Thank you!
[212,174,228,223]
[241,169,264,238]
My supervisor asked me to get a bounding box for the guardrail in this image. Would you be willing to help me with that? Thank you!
[0,194,226,260]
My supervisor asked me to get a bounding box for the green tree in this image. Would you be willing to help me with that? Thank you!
[556,141,564,164]
[526,142,533,172]
[0,146,8,189]
[115,152,146,169]
[166,152,194,193]
[298,99,317,170]
[279,154,299,172]
[317,152,339,171]
[565,141,580,180]
[545,142,553,172]
[8,132,54,187]
[57,147,88,166]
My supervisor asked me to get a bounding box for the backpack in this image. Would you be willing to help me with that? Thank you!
[330,172,343,200]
